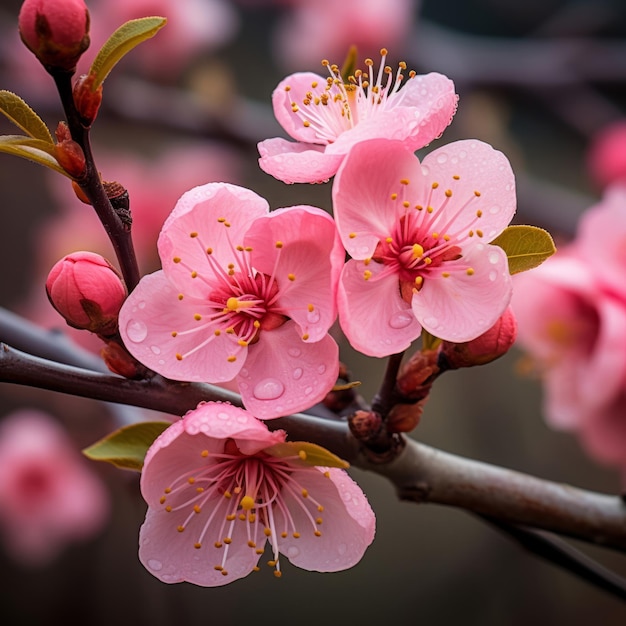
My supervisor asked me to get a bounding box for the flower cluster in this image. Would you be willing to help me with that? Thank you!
[512,184,626,469]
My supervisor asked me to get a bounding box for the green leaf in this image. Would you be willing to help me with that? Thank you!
[265,441,349,469]
[0,135,69,177]
[88,17,167,91]
[491,225,557,275]
[83,421,171,471]
[0,91,53,143]
[340,45,359,82]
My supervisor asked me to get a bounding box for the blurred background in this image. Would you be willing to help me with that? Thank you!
[1,0,626,623]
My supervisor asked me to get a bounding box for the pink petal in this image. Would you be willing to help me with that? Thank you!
[412,243,512,342]
[420,140,516,240]
[245,206,342,341]
[275,467,375,572]
[119,271,245,383]
[257,137,342,184]
[271,72,333,143]
[159,183,269,299]
[139,499,259,586]
[580,394,626,467]
[237,321,339,419]
[338,259,422,357]
[333,139,424,258]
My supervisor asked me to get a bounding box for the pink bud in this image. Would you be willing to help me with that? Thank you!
[18,0,90,71]
[73,73,103,125]
[46,251,127,336]
[440,306,518,369]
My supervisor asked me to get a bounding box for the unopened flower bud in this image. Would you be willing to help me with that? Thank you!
[18,0,90,72]
[386,401,424,434]
[395,348,440,400]
[46,251,127,336]
[100,341,142,378]
[73,73,102,125]
[440,306,517,370]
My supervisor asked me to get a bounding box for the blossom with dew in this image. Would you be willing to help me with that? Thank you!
[258,48,458,184]
[512,186,626,469]
[0,409,109,566]
[138,402,376,585]
[119,182,343,419]
[333,138,516,357]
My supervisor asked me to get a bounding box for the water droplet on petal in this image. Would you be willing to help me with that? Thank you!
[389,311,414,329]
[293,367,303,380]
[421,165,430,176]
[138,301,146,310]
[489,251,500,264]
[217,411,230,420]
[436,152,448,164]
[304,386,313,396]
[147,559,163,571]
[338,543,347,555]
[253,378,285,400]
[489,205,501,215]
[150,345,161,355]
[287,348,301,358]
[458,150,467,159]
[307,309,321,324]
[125,319,148,343]
[489,270,498,281]
[423,316,438,328]
[286,545,300,558]
[317,364,326,375]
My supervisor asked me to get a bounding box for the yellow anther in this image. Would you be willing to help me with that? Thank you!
[415,276,423,286]
[415,204,423,211]
[173,257,181,263]
[194,543,202,549]
[281,532,288,538]
[380,47,388,56]
[171,331,178,337]
[427,206,434,213]
[227,356,237,363]
[316,517,323,525]
[476,230,484,238]
[474,190,481,197]
[190,232,198,238]
[178,294,184,300]
[194,314,202,321]
[424,257,432,265]
[164,487,172,494]
[288,273,296,281]
[385,237,393,243]
[224,537,232,544]
[432,232,439,239]
[248,540,257,548]
[226,297,239,311]
[349,232,357,239]
[187,477,195,484]
[256,548,264,555]
[363,270,372,281]
[191,271,198,278]
[165,505,172,512]
[432,182,439,189]
[221,570,229,577]
[442,272,450,278]
[391,193,398,200]
[412,243,424,258]
[238,340,249,347]
[214,329,221,336]
[206,247,213,254]
[323,471,330,478]
[445,189,452,197]
[217,217,226,223]
[298,450,307,460]
[159,496,166,504]
[196,487,205,493]
[293,532,301,539]
[193,505,201,514]
[314,530,322,537]
[476,210,483,218]
[274,571,282,579]
[175,353,183,361]
[236,245,244,251]
[264,528,272,537]
[177,525,185,533]
[403,201,410,208]
[469,230,474,237]
[303,121,310,127]
[301,489,309,498]
[317,505,324,512]
[224,491,232,499]
[400,178,410,185]
[364,257,371,266]
[307,303,314,312]
[285,85,292,91]
[302,333,310,340]
[214,541,223,548]
[240,495,255,510]
[466,268,475,276]
[275,241,284,248]
[453,174,460,180]
[253,320,261,328]
[226,514,236,522]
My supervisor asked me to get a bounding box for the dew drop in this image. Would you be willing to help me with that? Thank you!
[317,364,326,375]
[489,205,501,215]
[293,367,303,380]
[421,165,430,176]
[237,414,248,424]
[458,150,467,159]
[286,545,300,558]
[304,386,313,396]
[253,378,285,400]
[436,152,448,164]
[338,543,347,556]
[389,311,414,329]
[307,309,321,324]
[147,559,163,571]
[150,345,161,355]
[287,348,301,358]
[125,319,148,343]
[489,251,500,264]
[423,316,438,327]
[217,411,230,420]
[489,270,498,282]
[138,301,146,310]
[240,368,249,378]
[158,359,165,366]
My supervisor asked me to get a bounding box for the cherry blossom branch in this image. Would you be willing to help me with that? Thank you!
[1,331,625,553]
[50,70,141,291]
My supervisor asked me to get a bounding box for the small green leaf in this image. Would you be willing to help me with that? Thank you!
[340,45,358,83]
[265,441,349,469]
[88,17,167,91]
[0,91,53,143]
[83,421,171,471]
[491,225,556,275]
[0,135,69,177]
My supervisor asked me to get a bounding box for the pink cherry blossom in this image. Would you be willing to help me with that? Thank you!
[139,401,375,585]
[0,410,109,566]
[512,186,626,470]
[333,138,516,357]
[119,182,343,419]
[258,49,458,183]
[586,120,626,190]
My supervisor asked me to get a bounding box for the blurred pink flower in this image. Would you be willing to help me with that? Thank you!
[139,401,375,585]
[119,182,343,419]
[512,185,626,469]
[0,410,109,566]
[273,0,419,71]
[586,120,626,191]
[258,50,457,183]
[333,138,516,357]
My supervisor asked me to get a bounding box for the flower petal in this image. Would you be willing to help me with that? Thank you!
[275,467,375,572]
[246,206,342,341]
[119,271,245,383]
[338,259,422,357]
[412,243,512,342]
[333,139,425,258]
[237,321,339,419]
[257,137,342,184]
[159,183,269,299]
[420,139,516,240]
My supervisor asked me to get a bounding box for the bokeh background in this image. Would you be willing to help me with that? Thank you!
[1,0,626,624]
